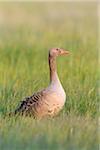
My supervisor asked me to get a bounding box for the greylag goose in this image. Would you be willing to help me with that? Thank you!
[14,48,69,118]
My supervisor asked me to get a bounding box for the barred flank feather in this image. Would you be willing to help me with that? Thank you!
[14,92,43,117]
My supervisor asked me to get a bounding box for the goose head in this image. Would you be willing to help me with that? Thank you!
[49,48,69,57]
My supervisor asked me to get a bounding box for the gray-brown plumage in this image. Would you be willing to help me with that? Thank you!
[14,48,69,119]
[14,92,43,118]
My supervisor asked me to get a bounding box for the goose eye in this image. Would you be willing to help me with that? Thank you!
[56,48,59,51]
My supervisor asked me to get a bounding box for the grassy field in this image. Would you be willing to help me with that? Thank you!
[0,2,99,150]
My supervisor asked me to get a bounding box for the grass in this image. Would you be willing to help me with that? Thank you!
[0,2,99,150]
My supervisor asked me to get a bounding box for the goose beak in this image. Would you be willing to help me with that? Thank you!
[60,49,70,55]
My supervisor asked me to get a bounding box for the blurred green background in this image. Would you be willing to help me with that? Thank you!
[0,2,98,150]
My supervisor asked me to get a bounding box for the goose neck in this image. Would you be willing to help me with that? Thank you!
[49,54,59,83]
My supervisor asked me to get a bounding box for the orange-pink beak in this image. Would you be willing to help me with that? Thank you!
[60,49,70,55]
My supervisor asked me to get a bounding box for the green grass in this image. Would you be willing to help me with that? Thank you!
[0,2,99,150]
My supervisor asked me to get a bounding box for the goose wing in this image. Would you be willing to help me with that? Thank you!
[14,91,45,117]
